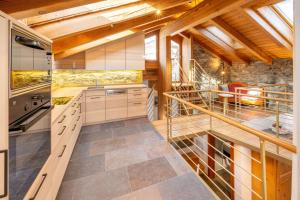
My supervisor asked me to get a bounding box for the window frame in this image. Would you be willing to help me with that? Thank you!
[145,30,160,69]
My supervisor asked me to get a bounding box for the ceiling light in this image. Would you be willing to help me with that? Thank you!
[156,10,161,15]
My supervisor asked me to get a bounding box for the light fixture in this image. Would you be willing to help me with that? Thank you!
[156,10,161,15]
[221,71,225,75]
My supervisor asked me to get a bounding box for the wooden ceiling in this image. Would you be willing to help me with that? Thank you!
[0,0,293,64]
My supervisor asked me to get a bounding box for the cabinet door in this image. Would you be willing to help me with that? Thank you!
[105,40,125,70]
[86,96,106,123]
[86,46,105,70]
[126,34,145,70]
[0,16,9,200]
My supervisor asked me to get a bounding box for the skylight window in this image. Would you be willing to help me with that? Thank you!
[206,26,243,49]
[274,0,293,24]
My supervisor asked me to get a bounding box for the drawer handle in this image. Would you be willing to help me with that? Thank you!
[0,150,8,198]
[58,115,66,124]
[77,116,81,121]
[90,97,102,99]
[72,124,77,131]
[58,126,67,136]
[133,94,142,96]
[29,173,47,200]
[72,110,76,116]
[58,145,67,158]
[132,89,141,92]
[72,103,76,108]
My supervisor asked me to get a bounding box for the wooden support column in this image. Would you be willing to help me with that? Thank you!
[158,33,172,119]
[292,0,300,199]
[207,134,215,178]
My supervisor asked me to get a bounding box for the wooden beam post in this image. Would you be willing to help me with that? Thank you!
[292,0,300,199]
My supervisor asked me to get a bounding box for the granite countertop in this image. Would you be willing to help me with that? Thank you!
[51,84,147,123]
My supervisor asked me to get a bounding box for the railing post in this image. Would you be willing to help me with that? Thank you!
[166,97,172,142]
[260,139,267,200]
[276,101,280,153]
[209,91,213,130]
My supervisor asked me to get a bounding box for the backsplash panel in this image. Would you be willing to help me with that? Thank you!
[52,70,143,88]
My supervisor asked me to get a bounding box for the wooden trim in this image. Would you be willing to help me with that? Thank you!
[208,134,216,178]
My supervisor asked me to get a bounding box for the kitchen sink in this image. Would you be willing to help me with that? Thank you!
[52,96,74,105]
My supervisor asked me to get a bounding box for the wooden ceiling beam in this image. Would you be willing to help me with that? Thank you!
[0,0,105,19]
[211,17,273,64]
[52,4,191,54]
[192,27,248,63]
[164,0,253,36]
[241,8,292,51]
[28,0,189,28]
[188,29,233,66]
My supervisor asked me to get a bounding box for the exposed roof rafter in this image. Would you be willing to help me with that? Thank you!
[211,17,273,64]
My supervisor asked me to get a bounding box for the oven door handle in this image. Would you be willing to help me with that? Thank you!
[11,105,54,132]
[0,149,8,198]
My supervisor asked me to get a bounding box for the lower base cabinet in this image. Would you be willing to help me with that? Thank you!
[24,92,83,200]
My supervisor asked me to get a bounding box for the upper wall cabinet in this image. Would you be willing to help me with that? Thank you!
[126,34,145,70]
[85,46,105,70]
[54,52,85,69]
[106,40,126,70]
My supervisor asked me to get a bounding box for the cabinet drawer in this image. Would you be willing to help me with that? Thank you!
[128,105,146,117]
[128,100,147,107]
[128,92,147,100]
[128,88,148,94]
[86,95,105,103]
[86,90,105,97]
[106,107,127,120]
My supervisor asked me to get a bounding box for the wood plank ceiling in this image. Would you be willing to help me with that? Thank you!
[0,0,293,64]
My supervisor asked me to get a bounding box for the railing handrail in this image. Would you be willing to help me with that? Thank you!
[190,59,209,77]
[212,89,293,103]
[163,92,297,153]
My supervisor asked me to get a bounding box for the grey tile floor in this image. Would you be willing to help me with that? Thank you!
[57,118,216,200]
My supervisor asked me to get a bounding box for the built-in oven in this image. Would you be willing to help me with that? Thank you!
[9,25,53,200]
[11,28,52,92]
[9,86,52,200]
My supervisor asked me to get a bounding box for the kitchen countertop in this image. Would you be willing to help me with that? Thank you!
[51,84,147,123]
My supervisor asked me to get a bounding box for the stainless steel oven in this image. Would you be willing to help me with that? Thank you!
[9,25,53,200]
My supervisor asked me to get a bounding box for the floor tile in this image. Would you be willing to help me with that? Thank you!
[81,124,102,134]
[127,157,177,191]
[58,167,131,200]
[112,184,162,200]
[125,130,162,147]
[112,126,141,138]
[158,173,216,200]
[164,152,191,176]
[71,141,91,160]
[89,137,127,156]
[79,128,112,144]
[64,154,105,181]
[102,121,125,129]
[105,145,149,171]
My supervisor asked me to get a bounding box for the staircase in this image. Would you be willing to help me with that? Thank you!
[171,58,213,114]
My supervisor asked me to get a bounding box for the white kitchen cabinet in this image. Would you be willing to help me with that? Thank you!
[85,90,106,124]
[0,15,9,200]
[85,46,106,70]
[126,34,145,70]
[106,91,127,120]
[105,40,126,70]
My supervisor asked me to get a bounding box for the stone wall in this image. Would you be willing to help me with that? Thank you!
[192,40,230,85]
[192,40,293,90]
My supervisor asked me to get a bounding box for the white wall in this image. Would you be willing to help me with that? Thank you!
[292,0,300,199]
[234,145,252,200]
